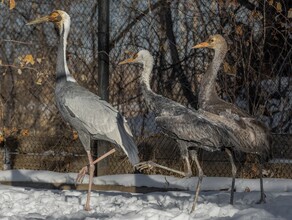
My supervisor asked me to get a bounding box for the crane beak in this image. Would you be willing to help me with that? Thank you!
[26,15,50,25]
[192,42,210,49]
[118,58,135,65]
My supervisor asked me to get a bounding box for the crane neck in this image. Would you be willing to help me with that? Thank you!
[198,46,227,107]
[139,55,161,112]
[56,17,76,83]
[140,56,154,93]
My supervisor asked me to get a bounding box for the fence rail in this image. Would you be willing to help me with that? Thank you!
[1,134,291,179]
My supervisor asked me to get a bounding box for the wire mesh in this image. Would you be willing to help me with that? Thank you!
[0,0,291,179]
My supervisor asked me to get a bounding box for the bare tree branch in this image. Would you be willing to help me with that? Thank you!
[109,1,162,50]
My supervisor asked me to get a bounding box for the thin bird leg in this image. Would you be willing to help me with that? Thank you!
[183,155,193,178]
[256,155,266,204]
[76,148,116,184]
[225,148,237,205]
[135,160,188,177]
[191,151,204,213]
[84,151,95,211]
[92,148,116,165]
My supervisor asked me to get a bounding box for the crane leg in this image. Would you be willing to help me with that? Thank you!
[84,150,95,211]
[183,155,193,178]
[76,148,116,184]
[135,160,189,177]
[225,148,237,205]
[135,142,193,177]
[190,150,203,213]
[257,155,266,204]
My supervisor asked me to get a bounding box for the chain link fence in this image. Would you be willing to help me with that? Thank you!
[0,0,291,179]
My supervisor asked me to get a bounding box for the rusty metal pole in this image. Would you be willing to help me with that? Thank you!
[97,0,110,176]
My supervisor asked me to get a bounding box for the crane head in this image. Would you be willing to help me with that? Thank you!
[26,10,69,30]
[118,50,152,65]
[193,34,227,50]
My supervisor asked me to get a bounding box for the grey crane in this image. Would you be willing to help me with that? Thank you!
[118,50,261,212]
[27,10,139,211]
[193,34,271,204]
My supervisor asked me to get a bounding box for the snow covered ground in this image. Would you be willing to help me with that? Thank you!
[0,170,292,219]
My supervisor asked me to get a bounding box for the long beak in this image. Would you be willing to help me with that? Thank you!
[192,42,210,49]
[118,58,135,65]
[26,15,50,25]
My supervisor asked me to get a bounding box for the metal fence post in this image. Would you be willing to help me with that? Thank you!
[96,0,110,176]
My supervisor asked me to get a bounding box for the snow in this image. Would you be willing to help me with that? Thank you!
[0,170,292,219]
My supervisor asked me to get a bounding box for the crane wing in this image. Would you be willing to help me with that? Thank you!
[156,111,241,150]
[62,86,139,165]
[205,101,250,118]
[63,87,120,136]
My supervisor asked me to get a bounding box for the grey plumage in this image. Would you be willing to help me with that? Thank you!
[55,81,139,165]
[197,34,250,118]
[140,80,240,153]
[50,11,139,166]
[120,49,271,212]
[27,10,139,211]
[194,34,271,205]
[119,50,251,212]
[195,34,271,157]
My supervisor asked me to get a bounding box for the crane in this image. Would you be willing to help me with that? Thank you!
[27,10,139,211]
[193,34,271,204]
[119,50,256,212]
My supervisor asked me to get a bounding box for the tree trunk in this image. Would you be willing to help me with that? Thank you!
[161,0,197,107]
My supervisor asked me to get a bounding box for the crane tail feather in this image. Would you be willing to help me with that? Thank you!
[117,116,139,166]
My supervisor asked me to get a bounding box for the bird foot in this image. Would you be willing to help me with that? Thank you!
[135,161,156,172]
[76,165,89,184]
[84,204,91,211]
[183,172,193,178]
[135,161,190,177]
[75,149,116,184]
[256,196,266,204]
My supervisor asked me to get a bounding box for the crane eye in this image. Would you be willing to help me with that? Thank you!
[133,53,138,59]
[49,11,62,22]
